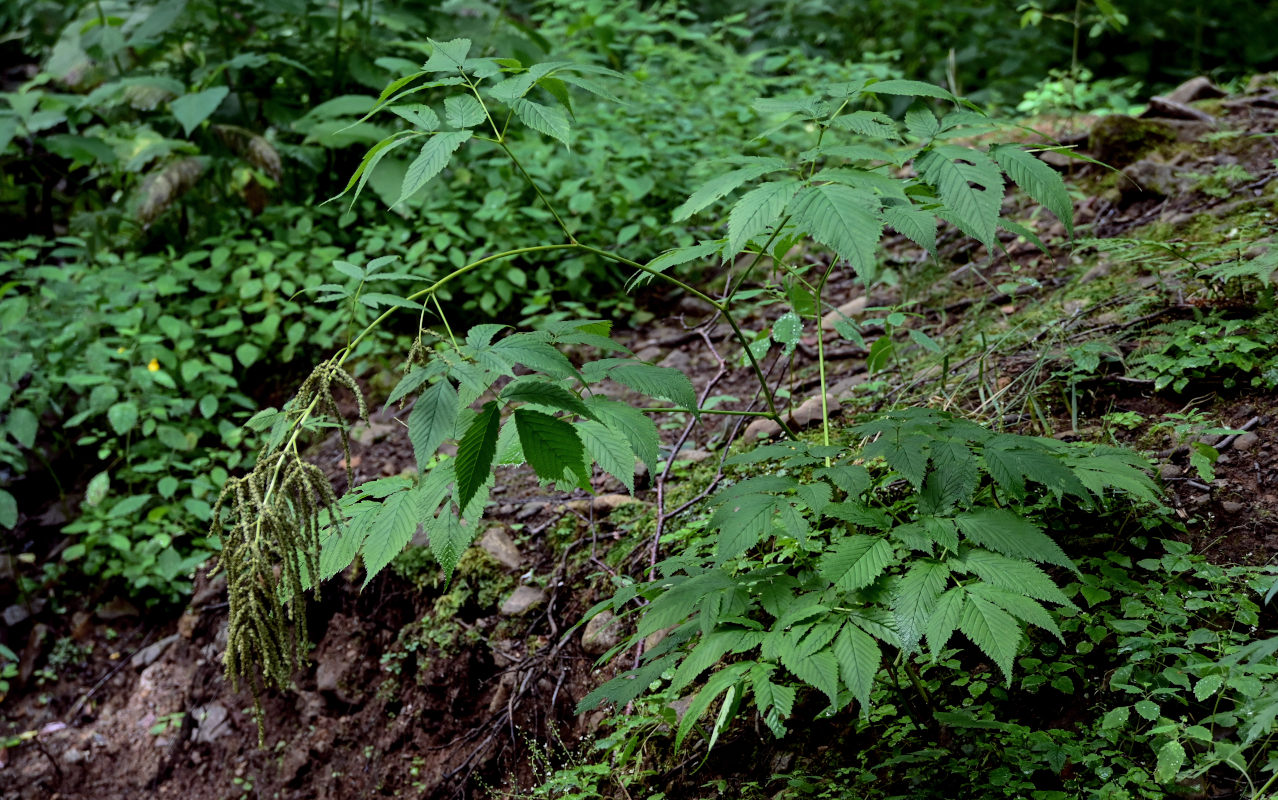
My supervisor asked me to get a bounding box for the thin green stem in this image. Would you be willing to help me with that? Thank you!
[431,294,458,348]
[499,141,577,243]
[640,407,773,417]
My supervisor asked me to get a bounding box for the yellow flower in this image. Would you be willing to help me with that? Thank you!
[117,347,126,354]
[147,358,160,372]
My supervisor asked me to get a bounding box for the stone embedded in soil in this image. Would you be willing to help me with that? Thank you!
[499,586,548,616]
[191,703,231,744]
[131,633,180,669]
[674,448,712,463]
[1159,464,1182,480]
[1087,115,1177,167]
[744,417,783,440]
[95,596,139,620]
[514,501,544,520]
[480,527,523,570]
[820,296,868,331]
[1120,159,1192,204]
[1164,76,1226,105]
[581,610,623,656]
[1143,96,1217,124]
[1234,432,1260,452]
[790,394,834,428]
[1221,501,1246,514]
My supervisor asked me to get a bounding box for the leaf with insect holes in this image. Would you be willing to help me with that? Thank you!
[408,379,458,471]
[990,145,1074,237]
[454,401,500,512]
[916,145,1004,250]
[500,376,592,418]
[727,180,801,258]
[396,130,472,205]
[514,409,587,485]
[788,183,883,283]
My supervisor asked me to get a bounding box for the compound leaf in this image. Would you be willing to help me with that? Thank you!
[514,408,586,485]
[789,183,883,283]
[360,488,419,586]
[576,419,636,494]
[990,144,1074,238]
[727,180,801,258]
[832,622,881,711]
[455,400,500,512]
[820,535,895,592]
[916,144,1003,250]
[408,379,458,471]
[397,130,472,205]
[959,592,1021,684]
[955,509,1074,571]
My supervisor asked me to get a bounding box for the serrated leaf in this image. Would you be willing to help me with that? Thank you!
[576,420,636,494]
[387,364,437,407]
[955,509,1074,571]
[107,402,138,436]
[455,401,500,511]
[408,380,458,471]
[171,86,229,135]
[959,592,1021,684]
[584,397,660,472]
[0,489,16,529]
[431,511,477,583]
[959,548,1072,607]
[919,440,978,515]
[509,97,570,144]
[1102,706,1130,730]
[990,145,1074,237]
[862,432,930,490]
[833,623,881,710]
[712,493,780,563]
[865,79,956,101]
[607,362,697,410]
[893,560,949,653]
[397,130,472,205]
[789,183,883,283]
[491,335,577,380]
[1155,740,1185,783]
[500,376,591,418]
[916,144,1003,250]
[925,586,965,659]
[780,648,841,709]
[968,582,1062,641]
[636,240,724,285]
[820,536,895,592]
[828,110,899,140]
[514,408,586,484]
[444,94,486,128]
[727,180,801,258]
[389,103,439,129]
[880,202,937,255]
[772,311,803,357]
[1194,674,1224,702]
[360,489,419,586]
[673,159,787,221]
[331,130,417,206]
[421,38,471,73]
[905,105,940,141]
[674,663,751,752]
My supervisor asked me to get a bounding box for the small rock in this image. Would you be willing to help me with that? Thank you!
[62,748,89,765]
[1159,464,1182,481]
[1079,263,1111,284]
[829,373,869,399]
[480,528,523,570]
[1221,501,1245,514]
[349,421,397,446]
[514,502,544,521]
[500,586,548,616]
[1234,432,1260,452]
[660,349,692,373]
[581,611,623,656]
[790,395,832,428]
[96,597,139,620]
[1087,115,1176,167]
[1164,76,1226,105]
[2,604,31,627]
[1120,159,1190,204]
[634,346,664,363]
[131,634,180,669]
[191,703,231,744]
[592,494,643,512]
[820,296,868,331]
[1142,96,1216,124]
[674,449,712,464]
[1191,493,1211,506]
[744,417,783,440]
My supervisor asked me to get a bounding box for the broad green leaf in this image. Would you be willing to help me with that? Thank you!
[408,380,458,471]
[919,440,977,514]
[389,103,439,130]
[607,362,697,410]
[955,509,1074,571]
[749,664,796,737]
[514,408,587,485]
[637,240,724,285]
[916,145,1004,250]
[421,38,472,73]
[360,489,419,586]
[789,183,883,282]
[171,86,229,135]
[968,582,1062,641]
[444,94,486,129]
[865,79,957,102]
[332,130,418,207]
[862,432,930,490]
[1101,706,1130,730]
[397,130,472,205]
[892,560,949,653]
[905,105,940,141]
[712,492,779,563]
[387,364,439,407]
[925,587,965,659]
[7,406,37,447]
[771,311,803,357]
[576,420,636,494]
[673,159,787,221]
[431,511,478,583]
[674,663,751,752]
[0,489,15,529]
[500,376,591,418]
[880,202,937,255]
[828,110,899,140]
[455,401,500,512]
[108,493,152,519]
[107,402,139,436]
[990,145,1074,237]
[1194,674,1224,702]
[1155,740,1186,783]
[833,623,881,710]
[780,648,841,709]
[959,548,1072,607]
[727,180,801,257]
[959,592,1021,684]
[584,397,660,472]
[820,535,895,592]
[491,335,577,380]
[509,97,570,145]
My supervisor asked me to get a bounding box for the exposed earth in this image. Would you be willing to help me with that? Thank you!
[4,75,1278,799]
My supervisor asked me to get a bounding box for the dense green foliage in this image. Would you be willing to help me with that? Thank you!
[4,1,1278,798]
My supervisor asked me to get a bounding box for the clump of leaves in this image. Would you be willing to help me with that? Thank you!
[579,409,1159,751]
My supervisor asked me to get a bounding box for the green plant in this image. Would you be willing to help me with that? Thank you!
[1149,409,1239,482]
[1134,311,1278,393]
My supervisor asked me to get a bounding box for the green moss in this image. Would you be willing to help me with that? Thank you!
[1087,115,1176,167]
